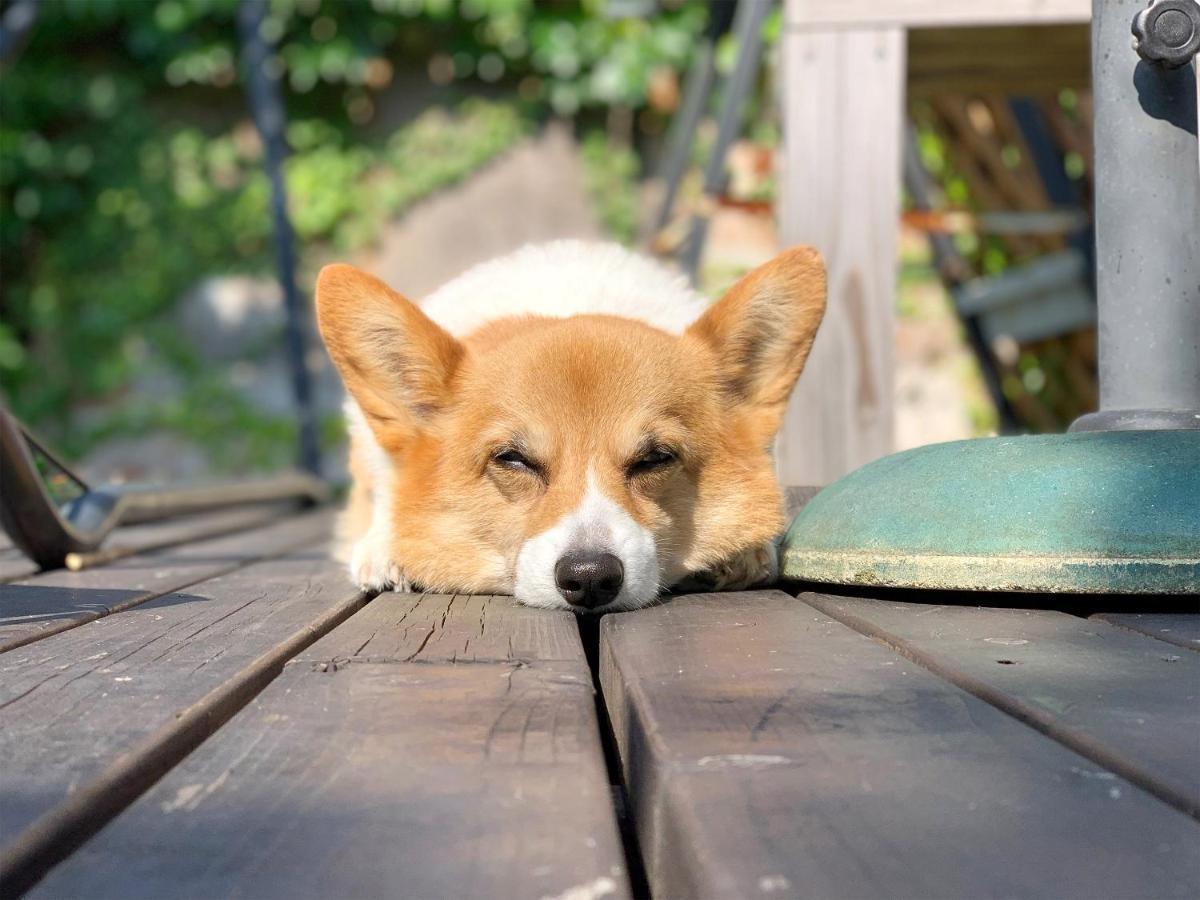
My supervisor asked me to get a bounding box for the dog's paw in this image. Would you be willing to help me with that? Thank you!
[685,542,780,592]
[349,534,411,593]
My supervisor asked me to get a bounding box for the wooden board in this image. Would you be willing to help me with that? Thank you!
[293,590,584,666]
[907,25,1090,97]
[0,548,37,584]
[60,503,306,570]
[601,591,1200,899]
[0,548,368,895]
[1093,612,1200,653]
[776,16,902,486]
[0,504,300,585]
[786,0,1090,29]
[804,593,1200,817]
[31,593,631,900]
[0,509,332,652]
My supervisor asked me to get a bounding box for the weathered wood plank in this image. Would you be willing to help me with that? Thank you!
[805,593,1200,817]
[787,0,1090,29]
[0,505,302,585]
[60,503,305,571]
[295,590,584,665]
[30,594,630,900]
[777,16,901,485]
[0,549,368,895]
[0,509,332,652]
[1093,612,1200,653]
[0,549,37,584]
[601,591,1200,899]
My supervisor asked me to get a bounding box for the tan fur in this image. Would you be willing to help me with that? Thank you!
[316,247,827,598]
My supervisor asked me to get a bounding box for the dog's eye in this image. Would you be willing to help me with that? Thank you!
[630,447,677,475]
[492,448,537,473]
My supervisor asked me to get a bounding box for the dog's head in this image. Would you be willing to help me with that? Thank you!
[317,247,825,611]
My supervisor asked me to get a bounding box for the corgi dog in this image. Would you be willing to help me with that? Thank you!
[316,240,825,612]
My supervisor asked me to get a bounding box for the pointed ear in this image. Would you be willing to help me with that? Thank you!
[686,246,826,441]
[315,264,464,446]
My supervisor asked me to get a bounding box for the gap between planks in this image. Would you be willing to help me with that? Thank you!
[0,562,374,897]
[0,509,334,653]
[0,504,305,585]
[21,593,632,900]
[801,591,1200,821]
[1092,612,1200,653]
[600,590,1199,899]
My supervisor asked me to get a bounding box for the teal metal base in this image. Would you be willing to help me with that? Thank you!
[781,430,1200,595]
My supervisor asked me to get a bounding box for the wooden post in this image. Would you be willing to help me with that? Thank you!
[775,4,905,486]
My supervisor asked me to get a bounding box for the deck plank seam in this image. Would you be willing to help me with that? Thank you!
[580,616,654,900]
[1090,614,1200,654]
[799,592,1200,822]
[0,512,334,655]
[0,585,377,898]
[0,506,305,586]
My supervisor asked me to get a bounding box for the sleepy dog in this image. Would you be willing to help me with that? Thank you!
[316,240,826,612]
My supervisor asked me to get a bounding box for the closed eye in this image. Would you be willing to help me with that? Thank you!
[628,447,678,476]
[491,447,540,475]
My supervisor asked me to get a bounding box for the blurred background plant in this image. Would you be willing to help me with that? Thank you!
[0,0,722,471]
[1,0,1091,482]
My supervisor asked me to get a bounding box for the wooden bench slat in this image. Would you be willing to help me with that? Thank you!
[805,592,1200,817]
[29,594,630,900]
[0,509,333,652]
[0,548,368,894]
[1092,612,1200,653]
[602,591,1200,899]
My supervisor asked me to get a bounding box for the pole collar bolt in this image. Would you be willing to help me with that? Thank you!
[1133,0,1200,67]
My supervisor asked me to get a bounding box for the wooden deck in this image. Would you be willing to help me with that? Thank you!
[1,508,1197,898]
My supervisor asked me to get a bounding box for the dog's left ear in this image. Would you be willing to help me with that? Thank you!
[686,245,827,442]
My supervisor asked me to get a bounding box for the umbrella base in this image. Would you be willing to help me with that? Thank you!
[781,430,1200,595]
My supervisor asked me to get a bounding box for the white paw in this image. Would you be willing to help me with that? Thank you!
[349,534,411,592]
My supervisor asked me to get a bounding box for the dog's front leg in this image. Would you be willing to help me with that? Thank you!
[678,541,780,593]
[347,465,410,593]
[349,524,410,592]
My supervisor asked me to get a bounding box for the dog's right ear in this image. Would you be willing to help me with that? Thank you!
[316,264,464,447]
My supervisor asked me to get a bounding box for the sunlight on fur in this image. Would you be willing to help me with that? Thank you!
[316,240,826,612]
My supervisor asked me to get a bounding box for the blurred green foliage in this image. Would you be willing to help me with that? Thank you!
[0,0,709,459]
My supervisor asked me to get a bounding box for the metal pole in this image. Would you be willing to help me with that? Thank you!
[652,40,717,234]
[651,1,739,236]
[678,0,771,282]
[236,0,323,473]
[1072,0,1200,431]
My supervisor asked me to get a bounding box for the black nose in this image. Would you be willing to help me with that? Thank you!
[554,551,624,610]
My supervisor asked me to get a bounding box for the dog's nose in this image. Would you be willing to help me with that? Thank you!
[554,551,624,610]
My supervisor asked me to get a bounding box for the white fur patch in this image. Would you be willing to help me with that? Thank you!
[514,473,660,611]
[419,240,709,337]
[345,398,408,591]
